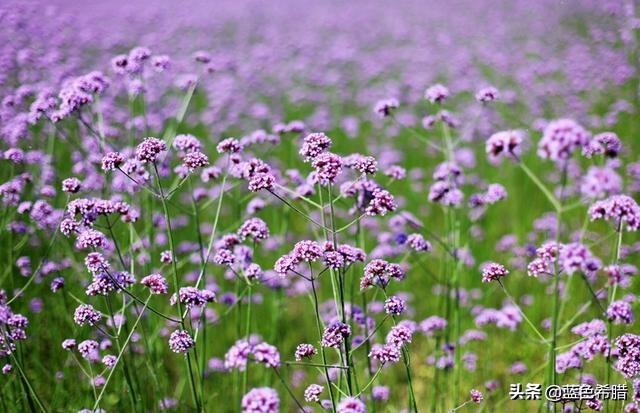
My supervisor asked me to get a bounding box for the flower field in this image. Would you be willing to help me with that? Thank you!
[1,1,640,412]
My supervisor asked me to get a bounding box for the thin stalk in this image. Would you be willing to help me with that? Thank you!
[272,367,305,411]
[518,162,562,212]
[4,344,48,413]
[497,280,548,343]
[92,295,151,411]
[242,285,253,398]
[547,165,566,413]
[153,163,202,411]
[311,278,336,412]
[268,189,331,232]
[605,225,623,413]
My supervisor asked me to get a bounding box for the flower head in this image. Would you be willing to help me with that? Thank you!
[304,384,324,403]
[486,130,523,164]
[294,343,317,361]
[168,329,195,353]
[537,119,590,162]
[300,133,332,161]
[73,304,102,326]
[588,195,640,231]
[241,387,279,413]
[141,274,169,294]
[425,84,449,104]
[373,98,399,117]
[481,262,509,283]
[135,137,167,163]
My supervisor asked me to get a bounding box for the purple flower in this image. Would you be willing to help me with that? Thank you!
[420,316,447,336]
[182,151,209,172]
[50,277,65,292]
[75,229,107,250]
[173,134,202,153]
[386,324,413,347]
[607,300,634,324]
[141,274,169,294]
[372,386,390,401]
[241,387,279,413]
[312,152,343,185]
[321,321,351,348]
[537,119,590,162]
[588,195,640,231]
[337,397,366,413]
[470,389,484,403]
[238,218,270,242]
[369,343,401,364]
[304,384,324,403]
[248,173,275,192]
[217,138,242,154]
[428,181,463,207]
[294,343,317,361]
[384,296,406,315]
[168,329,195,353]
[481,262,509,283]
[102,355,117,369]
[571,319,606,337]
[583,132,621,158]
[60,219,79,237]
[225,339,252,371]
[73,304,102,326]
[406,233,432,252]
[425,84,449,104]
[614,334,640,378]
[373,98,399,117]
[62,339,76,351]
[62,177,81,193]
[292,240,323,262]
[580,166,621,199]
[135,137,167,163]
[213,249,235,266]
[365,188,397,216]
[323,250,346,269]
[175,286,212,308]
[486,130,523,164]
[475,86,499,103]
[78,340,99,360]
[160,250,173,264]
[300,133,332,161]
[252,342,281,368]
[360,259,404,289]
[351,155,378,175]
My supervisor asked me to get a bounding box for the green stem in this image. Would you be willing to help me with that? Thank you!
[153,164,202,411]
[518,162,561,212]
[93,296,151,411]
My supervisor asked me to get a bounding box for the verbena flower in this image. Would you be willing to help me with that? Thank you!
[304,384,323,403]
[373,98,399,117]
[241,387,279,413]
[294,343,317,361]
[486,130,523,164]
[321,321,351,348]
[337,397,366,413]
[135,137,167,163]
[168,329,195,353]
[141,274,169,294]
[300,132,332,161]
[588,195,640,231]
[481,262,509,283]
[73,304,102,326]
[425,84,449,104]
[537,119,590,162]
